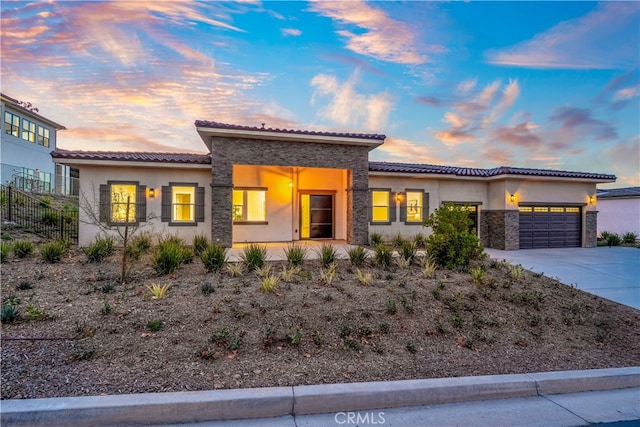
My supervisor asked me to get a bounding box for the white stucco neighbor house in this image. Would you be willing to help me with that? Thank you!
[1,93,77,195]
[596,187,640,237]
[51,120,616,250]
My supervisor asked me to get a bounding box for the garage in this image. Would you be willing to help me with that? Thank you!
[519,206,581,249]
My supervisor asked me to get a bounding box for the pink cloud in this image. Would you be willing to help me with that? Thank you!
[374,137,443,164]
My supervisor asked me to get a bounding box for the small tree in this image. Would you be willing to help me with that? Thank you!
[423,203,483,270]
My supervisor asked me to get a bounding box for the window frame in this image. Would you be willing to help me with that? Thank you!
[21,118,36,143]
[369,188,395,225]
[161,182,205,226]
[232,187,268,225]
[400,189,429,225]
[37,125,50,147]
[99,181,147,226]
[4,111,19,137]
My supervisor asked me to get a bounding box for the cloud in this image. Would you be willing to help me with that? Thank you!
[434,129,475,145]
[374,137,443,164]
[549,106,617,141]
[456,78,477,95]
[281,28,302,37]
[310,71,394,131]
[416,96,441,107]
[486,2,640,69]
[309,0,443,65]
[490,121,541,147]
[600,136,640,187]
[597,70,640,110]
[320,52,385,76]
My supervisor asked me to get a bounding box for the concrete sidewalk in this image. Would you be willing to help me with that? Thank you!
[2,367,639,427]
[485,247,640,310]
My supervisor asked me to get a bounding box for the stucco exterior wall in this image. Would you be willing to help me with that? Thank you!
[75,164,211,247]
[597,198,640,236]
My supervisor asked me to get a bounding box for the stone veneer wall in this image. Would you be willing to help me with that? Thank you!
[482,210,520,250]
[585,211,597,248]
[209,136,371,247]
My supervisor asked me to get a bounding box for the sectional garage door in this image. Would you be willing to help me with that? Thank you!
[519,206,581,249]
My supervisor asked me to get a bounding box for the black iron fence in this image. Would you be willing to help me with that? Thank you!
[1,184,79,244]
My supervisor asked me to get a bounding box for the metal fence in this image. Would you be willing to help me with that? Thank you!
[1,163,79,196]
[1,184,79,244]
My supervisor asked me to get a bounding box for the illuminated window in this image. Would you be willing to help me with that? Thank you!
[519,206,533,212]
[233,189,266,222]
[370,190,396,224]
[111,184,137,223]
[100,181,146,225]
[161,183,205,225]
[534,207,548,213]
[172,186,195,222]
[550,207,564,213]
[37,125,50,147]
[566,207,580,213]
[4,111,19,137]
[405,191,423,222]
[21,118,36,142]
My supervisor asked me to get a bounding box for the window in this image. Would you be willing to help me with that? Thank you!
[37,125,50,147]
[400,190,428,224]
[21,118,36,142]
[370,189,395,224]
[233,189,266,223]
[161,183,205,225]
[4,111,19,137]
[99,181,147,225]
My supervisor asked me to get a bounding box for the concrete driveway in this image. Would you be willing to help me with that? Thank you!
[484,247,640,310]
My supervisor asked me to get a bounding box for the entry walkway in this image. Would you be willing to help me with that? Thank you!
[485,246,640,310]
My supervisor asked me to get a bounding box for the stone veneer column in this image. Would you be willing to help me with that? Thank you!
[483,210,519,250]
[210,160,233,248]
[347,165,370,245]
[585,211,597,248]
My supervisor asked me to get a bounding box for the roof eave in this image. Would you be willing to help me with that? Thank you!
[1,94,66,130]
[52,157,211,169]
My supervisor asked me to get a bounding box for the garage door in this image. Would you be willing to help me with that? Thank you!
[519,206,581,249]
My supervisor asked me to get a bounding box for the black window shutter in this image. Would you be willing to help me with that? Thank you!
[136,185,147,222]
[99,184,110,223]
[399,192,407,222]
[195,186,205,222]
[161,186,171,222]
[424,192,430,219]
[388,192,396,222]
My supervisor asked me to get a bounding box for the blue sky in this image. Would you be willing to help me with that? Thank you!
[1,1,638,187]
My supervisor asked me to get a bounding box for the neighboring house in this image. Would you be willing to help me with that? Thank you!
[1,93,77,195]
[596,187,640,237]
[52,121,616,249]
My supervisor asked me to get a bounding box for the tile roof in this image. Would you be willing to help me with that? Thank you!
[51,150,211,164]
[369,161,616,180]
[195,120,386,141]
[596,187,640,198]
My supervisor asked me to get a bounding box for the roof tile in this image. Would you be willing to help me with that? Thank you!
[51,150,211,164]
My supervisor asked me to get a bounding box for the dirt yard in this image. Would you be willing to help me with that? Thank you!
[1,238,639,400]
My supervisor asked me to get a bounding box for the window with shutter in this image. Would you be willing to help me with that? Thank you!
[162,182,206,225]
[98,181,147,225]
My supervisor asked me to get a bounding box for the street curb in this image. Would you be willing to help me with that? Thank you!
[2,367,639,426]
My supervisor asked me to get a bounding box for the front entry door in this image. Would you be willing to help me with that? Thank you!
[301,194,333,239]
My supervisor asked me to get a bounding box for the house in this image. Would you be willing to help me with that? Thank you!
[51,120,616,249]
[595,187,640,237]
[1,93,77,195]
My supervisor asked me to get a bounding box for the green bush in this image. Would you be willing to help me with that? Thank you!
[599,231,613,241]
[200,244,228,273]
[399,240,417,264]
[83,236,115,263]
[424,203,483,270]
[622,232,638,244]
[181,247,195,264]
[241,243,268,272]
[318,243,337,268]
[193,234,210,256]
[12,240,34,258]
[391,233,406,249]
[1,304,20,323]
[40,210,61,226]
[413,233,427,249]
[284,243,307,267]
[347,245,369,267]
[606,233,621,246]
[374,245,393,269]
[126,233,152,260]
[40,240,68,263]
[370,232,383,246]
[1,242,11,263]
[39,196,53,207]
[152,237,185,275]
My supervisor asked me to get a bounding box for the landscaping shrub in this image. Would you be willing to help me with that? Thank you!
[399,240,417,264]
[318,243,337,268]
[152,237,185,275]
[126,233,153,260]
[622,232,637,244]
[413,233,427,249]
[241,243,268,271]
[40,240,68,263]
[200,244,228,273]
[606,233,621,247]
[193,234,210,256]
[391,233,406,249]
[374,245,393,269]
[1,242,10,263]
[40,211,60,226]
[284,243,307,267]
[347,245,368,267]
[83,236,115,263]
[1,304,20,323]
[12,240,34,258]
[370,232,383,246]
[423,203,483,270]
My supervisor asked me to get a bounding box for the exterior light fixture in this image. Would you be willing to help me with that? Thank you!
[510,193,516,203]
[149,188,155,198]
[589,195,595,204]
[395,192,403,203]
[288,182,293,188]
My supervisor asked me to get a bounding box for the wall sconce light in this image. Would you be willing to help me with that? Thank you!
[288,182,293,188]
[589,195,595,204]
[149,188,155,198]
[395,192,403,203]
[509,193,516,203]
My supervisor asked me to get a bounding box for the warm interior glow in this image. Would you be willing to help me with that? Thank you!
[172,186,195,221]
[301,194,310,238]
[233,189,266,221]
[372,191,389,222]
[111,184,136,222]
[510,193,516,203]
[149,188,155,198]
[406,191,422,222]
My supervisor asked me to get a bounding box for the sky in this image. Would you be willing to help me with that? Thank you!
[1,1,638,188]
